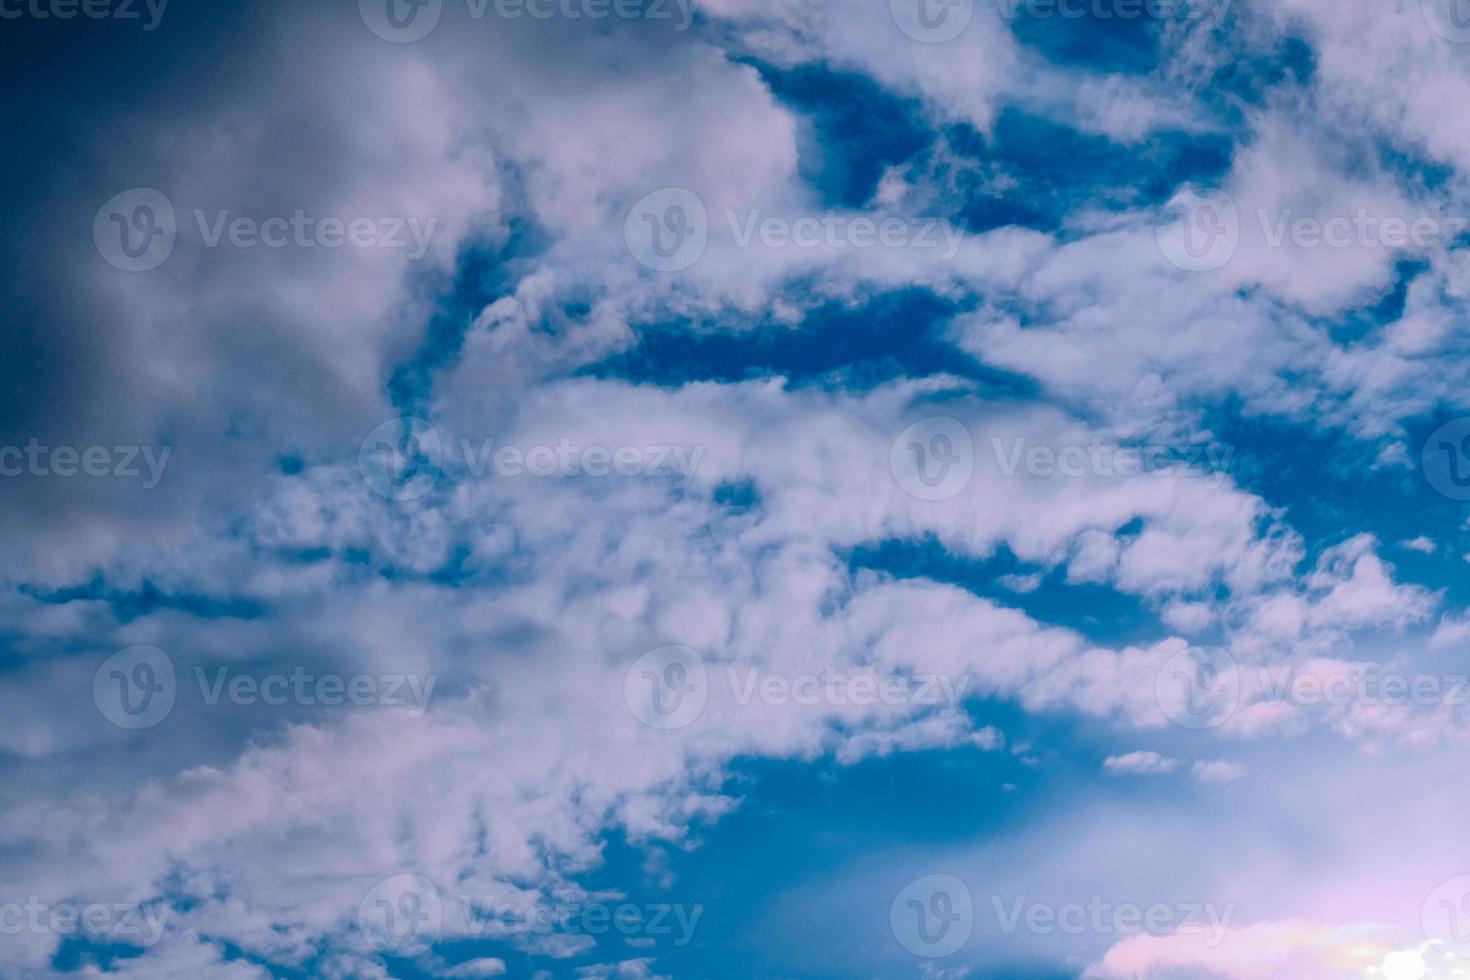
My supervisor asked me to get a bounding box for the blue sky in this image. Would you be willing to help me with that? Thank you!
[4,0,1470,978]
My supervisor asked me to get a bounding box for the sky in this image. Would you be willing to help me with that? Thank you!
[3,0,1470,977]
